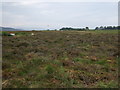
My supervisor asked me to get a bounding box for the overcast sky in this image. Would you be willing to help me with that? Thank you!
[1,2,118,30]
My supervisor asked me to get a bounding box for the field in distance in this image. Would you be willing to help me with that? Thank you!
[2,30,119,88]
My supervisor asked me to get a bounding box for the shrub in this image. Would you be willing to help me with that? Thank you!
[17,42,29,47]
[15,32,29,36]
[2,32,10,36]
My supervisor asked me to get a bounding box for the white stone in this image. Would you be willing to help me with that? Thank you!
[10,33,15,36]
[31,33,34,35]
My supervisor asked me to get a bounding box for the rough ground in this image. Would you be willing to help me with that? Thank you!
[2,30,119,88]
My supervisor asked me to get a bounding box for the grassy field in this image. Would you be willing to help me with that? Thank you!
[2,30,119,88]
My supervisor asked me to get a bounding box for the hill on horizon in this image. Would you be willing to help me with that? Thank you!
[0,27,25,31]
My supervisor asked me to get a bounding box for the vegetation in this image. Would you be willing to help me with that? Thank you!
[2,32,11,36]
[95,26,120,30]
[2,30,119,88]
[60,26,119,31]
[60,27,86,31]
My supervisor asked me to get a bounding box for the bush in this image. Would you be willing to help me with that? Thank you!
[2,32,10,36]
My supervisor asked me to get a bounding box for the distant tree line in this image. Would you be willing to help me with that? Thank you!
[59,26,120,31]
[95,26,120,30]
[60,27,89,31]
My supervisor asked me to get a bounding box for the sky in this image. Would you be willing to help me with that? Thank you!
[1,2,118,30]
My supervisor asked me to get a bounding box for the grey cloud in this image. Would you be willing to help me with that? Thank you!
[2,2,118,29]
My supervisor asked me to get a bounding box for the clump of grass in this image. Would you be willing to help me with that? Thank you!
[17,58,44,76]
[18,69,28,76]
[96,80,118,88]
[55,66,68,80]
[79,53,86,58]
[54,66,78,87]
[2,32,10,36]
[73,57,108,66]
[95,60,107,65]
[17,42,29,47]
[51,60,62,66]
[6,79,27,88]
[45,64,55,75]
[15,32,29,36]
[73,58,93,64]
[34,68,47,81]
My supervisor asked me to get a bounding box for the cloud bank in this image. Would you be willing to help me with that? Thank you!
[2,2,118,30]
